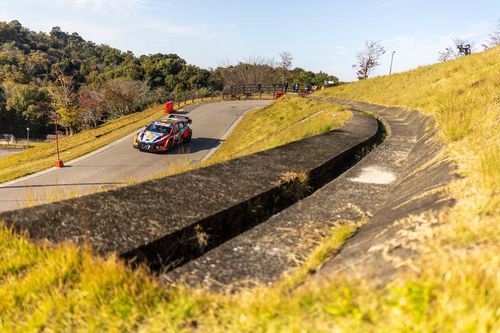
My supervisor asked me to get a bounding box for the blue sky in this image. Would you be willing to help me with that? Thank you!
[0,0,498,81]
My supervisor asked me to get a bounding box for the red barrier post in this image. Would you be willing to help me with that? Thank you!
[275,91,285,99]
[164,101,174,114]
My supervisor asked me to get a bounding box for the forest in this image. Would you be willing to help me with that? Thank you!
[0,20,338,138]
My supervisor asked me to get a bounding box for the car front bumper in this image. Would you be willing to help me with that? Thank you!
[138,142,166,152]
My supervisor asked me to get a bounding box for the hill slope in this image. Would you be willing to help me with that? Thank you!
[0,48,499,331]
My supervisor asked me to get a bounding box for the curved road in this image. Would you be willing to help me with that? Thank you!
[0,100,272,213]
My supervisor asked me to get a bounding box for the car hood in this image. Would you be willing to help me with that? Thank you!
[138,131,168,143]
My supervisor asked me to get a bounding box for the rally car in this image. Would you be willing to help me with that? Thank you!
[133,115,192,153]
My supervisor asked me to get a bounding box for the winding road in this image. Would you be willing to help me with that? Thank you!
[0,100,272,213]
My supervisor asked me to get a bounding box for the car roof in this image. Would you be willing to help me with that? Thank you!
[149,121,172,127]
[160,116,189,124]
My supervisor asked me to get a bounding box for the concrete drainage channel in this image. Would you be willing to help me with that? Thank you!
[0,109,383,277]
[166,99,456,289]
[122,113,385,272]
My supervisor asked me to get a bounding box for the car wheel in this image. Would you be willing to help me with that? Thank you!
[166,138,175,152]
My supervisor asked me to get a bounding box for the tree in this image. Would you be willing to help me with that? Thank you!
[353,41,386,80]
[438,38,474,62]
[50,67,78,111]
[218,56,276,87]
[50,68,80,134]
[290,67,315,85]
[56,107,80,135]
[482,20,500,49]
[0,85,8,130]
[102,77,149,117]
[312,71,339,87]
[438,47,455,62]
[0,86,6,111]
[79,88,107,128]
[278,51,293,83]
[6,84,52,123]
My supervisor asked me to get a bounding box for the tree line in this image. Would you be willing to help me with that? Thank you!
[0,21,339,139]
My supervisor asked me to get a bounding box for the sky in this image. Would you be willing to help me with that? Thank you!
[0,0,499,81]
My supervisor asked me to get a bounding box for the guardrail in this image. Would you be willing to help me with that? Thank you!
[222,84,316,100]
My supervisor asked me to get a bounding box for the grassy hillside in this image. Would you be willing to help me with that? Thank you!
[1,48,499,332]
[209,95,351,162]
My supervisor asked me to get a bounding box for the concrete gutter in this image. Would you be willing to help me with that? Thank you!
[0,111,381,272]
[167,99,456,289]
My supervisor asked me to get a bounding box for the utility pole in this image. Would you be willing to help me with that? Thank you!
[54,112,64,168]
[26,127,30,149]
[389,51,396,75]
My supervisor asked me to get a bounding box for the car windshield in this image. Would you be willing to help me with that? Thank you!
[145,124,171,134]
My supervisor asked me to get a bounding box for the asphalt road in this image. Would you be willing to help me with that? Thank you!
[0,100,272,213]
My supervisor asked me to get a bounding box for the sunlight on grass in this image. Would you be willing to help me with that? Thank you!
[0,47,499,331]
[209,95,351,162]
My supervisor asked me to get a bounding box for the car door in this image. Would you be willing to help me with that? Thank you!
[177,122,186,142]
[173,123,181,143]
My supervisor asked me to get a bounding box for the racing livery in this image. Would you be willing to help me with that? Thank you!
[133,115,192,153]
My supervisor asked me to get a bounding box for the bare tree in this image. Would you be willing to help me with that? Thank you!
[438,38,474,62]
[218,56,276,88]
[278,51,293,83]
[102,78,149,117]
[79,88,107,128]
[482,20,500,49]
[352,41,386,80]
[438,47,456,62]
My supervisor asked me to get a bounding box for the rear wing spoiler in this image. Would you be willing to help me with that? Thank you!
[167,114,192,124]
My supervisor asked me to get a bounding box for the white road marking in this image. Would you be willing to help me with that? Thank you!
[348,166,396,185]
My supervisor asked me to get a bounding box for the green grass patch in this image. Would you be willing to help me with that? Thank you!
[210,95,351,162]
[0,222,360,332]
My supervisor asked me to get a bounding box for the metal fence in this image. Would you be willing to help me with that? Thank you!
[222,83,312,100]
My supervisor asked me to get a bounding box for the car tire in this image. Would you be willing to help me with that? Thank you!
[166,138,175,152]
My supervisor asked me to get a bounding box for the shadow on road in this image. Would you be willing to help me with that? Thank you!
[168,137,221,155]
